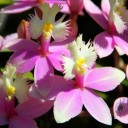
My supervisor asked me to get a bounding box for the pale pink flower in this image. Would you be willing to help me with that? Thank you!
[113,97,128,124]
[84,0,128,58]
[53,35,125,125]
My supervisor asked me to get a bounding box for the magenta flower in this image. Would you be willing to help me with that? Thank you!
[0,86,53,128]
[84,0,128,58]
[0,0,69,14]
[113,97,128,124]
[52,35,125,125]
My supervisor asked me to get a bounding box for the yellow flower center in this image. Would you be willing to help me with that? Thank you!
[5,84,15,100]
[75,57,86,75]
[43,23,53,38]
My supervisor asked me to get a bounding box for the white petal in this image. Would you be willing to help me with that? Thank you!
[63,56,75,80]
[13,75,29,103]
[113,12,127,34]
[53,19,70,42]
[29,11,43,39]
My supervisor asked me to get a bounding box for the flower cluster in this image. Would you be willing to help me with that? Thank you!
[0,0,128,127]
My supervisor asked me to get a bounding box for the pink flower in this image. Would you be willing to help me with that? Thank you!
[0,87,53,128]
[113,97,128,124]
[84,0,128,58]
[53,35,125,125]
[0,0,69,14]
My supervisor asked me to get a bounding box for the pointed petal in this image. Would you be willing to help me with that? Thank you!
[3,39,39,52]
[83,0,108,30]
[113,97,128,124]
[13,75,29,103]
[94,32,114,58]
[34,57,54,83]
[101,0,110,16]
[9,116,38,128]
[85,67,125,92]
[81,89,112,125]
[8,50,39,73]
[47,52,63,71]
[113,34,128,56]
[16,98,53,118]
[0,2,35,14]
[54,89,83,123]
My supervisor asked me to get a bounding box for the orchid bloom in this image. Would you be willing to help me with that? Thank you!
[0,0,69,14]
[0,86,53,128]
[29,3,70,41]
[52,35,125,125]
[1,64,29,103]
[113,97,128,124]
[84,0,128,58]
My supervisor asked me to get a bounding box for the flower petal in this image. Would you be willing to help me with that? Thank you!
[81,89,112,125]
[0,2,35,14]
[113,34,128,56]
[54,89,82,123]
[94,32,114,58]
[9,116,38,128]
[113,97,128,124]
[13,75,29,103]
[29,11,43,39]
[3,39,39,52]
[83,0,108,30]
[34,57,54,83]
[53,19,70,42]
[16,98,53,118]
[47,52,63,71]
[85,67,125,92]
[8,50,39,73]
[101,0,110,16]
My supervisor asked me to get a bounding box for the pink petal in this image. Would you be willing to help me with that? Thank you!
[4,39,39,52]
[9,116,37,128]
[49,38,74,55]
[83,0,108,30]
[85,67,125,92]
[16,98,53,118]
[46,75,74,100]
[101,0,110,16]
[94,32,115,58]
[0,2,36,14]
[81,89,112,125]
[113,34,128,56]
[113,97,128,124]
[34,57,54,83]
[48,52,63,71]
[54,89,82,123]
[8,50,39,73]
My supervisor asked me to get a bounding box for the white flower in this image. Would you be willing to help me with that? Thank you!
[2,64,28,102]
[29,3,70,41]
[109,0,127,33]
[63,35,97,79]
